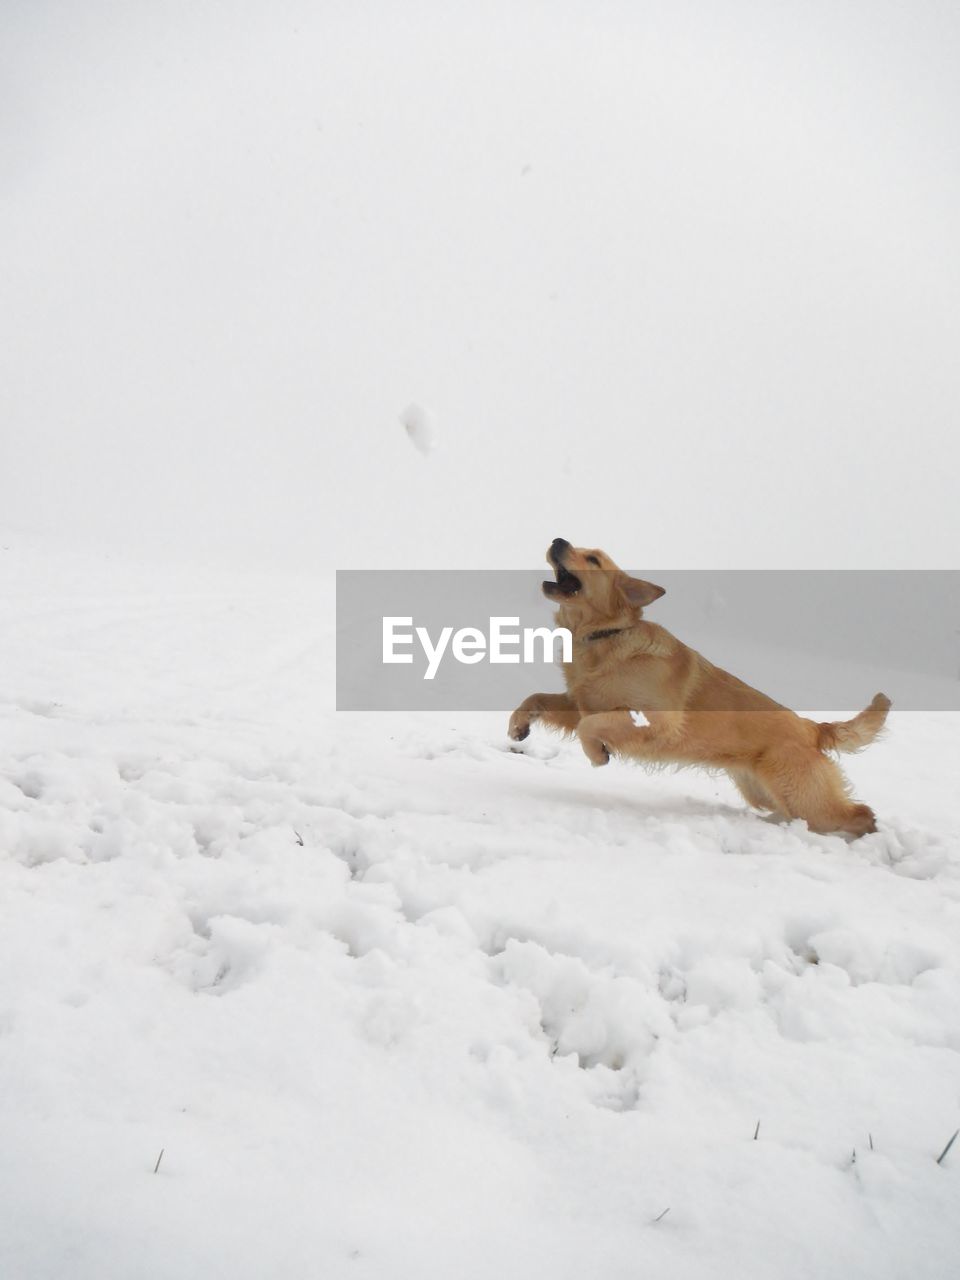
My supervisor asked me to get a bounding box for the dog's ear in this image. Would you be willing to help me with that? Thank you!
[618,574,666,608]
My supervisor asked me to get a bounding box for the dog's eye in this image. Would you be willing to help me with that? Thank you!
[585,555,600,567]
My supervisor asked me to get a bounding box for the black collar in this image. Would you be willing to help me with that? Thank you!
[583,626,629,643]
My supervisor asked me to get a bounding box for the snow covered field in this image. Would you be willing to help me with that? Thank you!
[4,2,960,1274]
[2,533,959,1279]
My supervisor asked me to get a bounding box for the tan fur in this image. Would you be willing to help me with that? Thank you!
[509,540,891,837]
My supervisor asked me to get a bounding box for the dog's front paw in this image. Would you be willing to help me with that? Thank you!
[508,709,532,742]
[581,736,610,767]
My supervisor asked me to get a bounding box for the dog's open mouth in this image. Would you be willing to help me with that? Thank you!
[543,564,582,598]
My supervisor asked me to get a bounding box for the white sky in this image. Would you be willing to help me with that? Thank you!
[2,0,958,569]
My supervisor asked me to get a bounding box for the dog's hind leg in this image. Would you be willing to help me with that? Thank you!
[755,748,877,837]
[728,768,776,812]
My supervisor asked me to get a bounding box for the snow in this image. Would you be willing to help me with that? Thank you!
[2,533,959,1279]
[3,4,960,1273]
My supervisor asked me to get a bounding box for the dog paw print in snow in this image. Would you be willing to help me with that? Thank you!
[399,402,435,455]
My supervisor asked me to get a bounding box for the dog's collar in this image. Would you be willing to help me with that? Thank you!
[583,626,629,643]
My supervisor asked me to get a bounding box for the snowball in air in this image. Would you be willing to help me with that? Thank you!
[399,402,436,455]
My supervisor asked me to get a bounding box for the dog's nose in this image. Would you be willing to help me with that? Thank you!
[550,538,570,561]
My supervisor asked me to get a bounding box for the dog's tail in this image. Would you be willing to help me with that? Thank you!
[817,693,891,754]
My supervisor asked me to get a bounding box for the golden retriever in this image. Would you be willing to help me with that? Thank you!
[508,539,890,837]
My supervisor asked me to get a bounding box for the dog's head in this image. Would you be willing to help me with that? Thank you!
[543,538,665,627]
